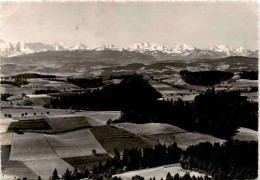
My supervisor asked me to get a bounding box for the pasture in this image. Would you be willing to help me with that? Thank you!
[114,163,206,180]
[233,127,258,142]
[90,126,152,154]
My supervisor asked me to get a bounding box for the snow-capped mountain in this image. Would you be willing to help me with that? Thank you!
[0,40,257,59]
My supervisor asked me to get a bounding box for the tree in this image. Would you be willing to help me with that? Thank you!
[92,149,97,155]
[173,173,180,180]
[93,166,98,175]
[166,172,173,180]
[51,168,59,180]
[132,175,144,180]
[8,114,12,118]
[82,166,89,178]
[114,148,120,161]
[63,168,71,180]
[37,176,41,180]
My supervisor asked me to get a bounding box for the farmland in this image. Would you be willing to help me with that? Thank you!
[0,67,258,179]
[114,123,225,149]
[90,126,153,153]
[44,129,107,158]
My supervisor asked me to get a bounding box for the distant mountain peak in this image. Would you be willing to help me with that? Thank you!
[0,40,257,59]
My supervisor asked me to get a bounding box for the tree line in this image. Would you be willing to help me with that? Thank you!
[239,71,258,80]
[19,140,257,180]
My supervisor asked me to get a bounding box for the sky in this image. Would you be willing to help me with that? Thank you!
[0,2,258,50]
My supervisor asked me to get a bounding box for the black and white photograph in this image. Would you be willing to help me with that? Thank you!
[0,1,258,180]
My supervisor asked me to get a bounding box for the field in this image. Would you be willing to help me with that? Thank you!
[27,78,80,91]
[3,160,38,180]
[0,118,19,133]
[1,85,34,96]
[44,129,107,158]
[1,145,11,171]
[233,127,258,141]
[1,132,13,145]
[63,154,111,170]
[113,123,186,135]
[90,126,153,154]
[23,158,74,179]
[114,163,206,180]
[1,107,69,118]
[16,115,47,121]
[8,119,52,132]
[80,111,121,126]
[45,116,92,132]
[10,133,58,161]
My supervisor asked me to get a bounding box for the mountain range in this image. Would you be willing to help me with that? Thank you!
[0,40,258,60]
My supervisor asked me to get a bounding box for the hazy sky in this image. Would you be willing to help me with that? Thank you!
[1,2,258,50]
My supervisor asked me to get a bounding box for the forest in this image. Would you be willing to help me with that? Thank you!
[1,78,28,87]
[11,73,56,79]
[34,89,60,94]
[239,71,258,80]
[179,70,234,86]
[67,78,104,88]
[46,75,257,139]
[181,140,258,180]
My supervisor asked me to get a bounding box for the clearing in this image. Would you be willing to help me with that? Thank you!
[114,163,207,180]
[233,127,258,141]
